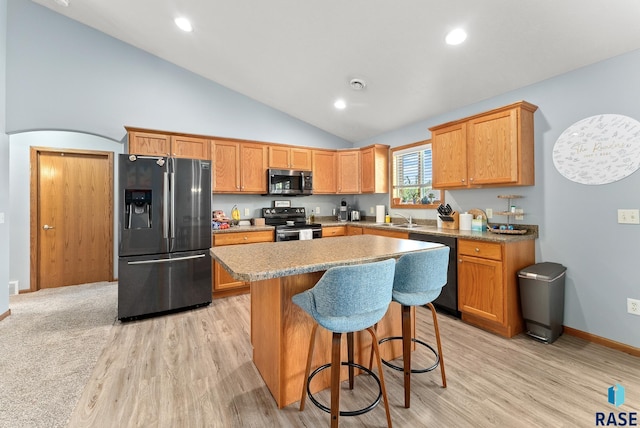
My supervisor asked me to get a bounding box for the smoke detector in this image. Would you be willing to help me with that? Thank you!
[350,78,366,90]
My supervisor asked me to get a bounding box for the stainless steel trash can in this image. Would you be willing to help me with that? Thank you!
[518,262,566,343]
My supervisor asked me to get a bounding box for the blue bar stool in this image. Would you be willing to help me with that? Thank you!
[292,259,396,428]
[379,247,450,408]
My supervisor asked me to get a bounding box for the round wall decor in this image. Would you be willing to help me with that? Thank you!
[552,114,640,185]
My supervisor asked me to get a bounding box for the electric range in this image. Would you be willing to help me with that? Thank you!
[262,207,322,241]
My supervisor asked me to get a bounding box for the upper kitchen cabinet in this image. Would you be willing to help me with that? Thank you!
[212,139,267,193]
[360,144,389,194]
[337,150,361,194]
[311,149,337,194]
[429,101,537,189]
[268,145,312,170]
[126,128,210,160]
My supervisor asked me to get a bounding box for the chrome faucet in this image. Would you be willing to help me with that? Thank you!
[395,213,413,225]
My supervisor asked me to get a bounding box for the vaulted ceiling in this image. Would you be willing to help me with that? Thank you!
[32,0,640,142]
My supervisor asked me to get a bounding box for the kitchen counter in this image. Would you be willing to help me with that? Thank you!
[317,219,538,242]
[210,235,443,408]
[210,219,538,243]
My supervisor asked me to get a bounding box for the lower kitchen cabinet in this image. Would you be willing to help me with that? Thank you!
[457,238,535,337]
[362,228,409,239]
[212,230,274,298]
[347,225,363,235]
[322,226,346,237]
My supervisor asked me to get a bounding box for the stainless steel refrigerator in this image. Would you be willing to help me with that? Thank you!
[118,154,212,320]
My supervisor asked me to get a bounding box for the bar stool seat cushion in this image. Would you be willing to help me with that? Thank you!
[292,259,396,333]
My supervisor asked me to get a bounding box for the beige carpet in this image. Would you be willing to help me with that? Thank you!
[0,282,117,428]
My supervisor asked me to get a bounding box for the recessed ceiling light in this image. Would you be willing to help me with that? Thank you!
[445,28,467,45]
[334,99,346,110]
[53,0,70,6]
[175,17,193,32]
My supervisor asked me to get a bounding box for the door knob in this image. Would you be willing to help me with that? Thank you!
[43,224,55,230]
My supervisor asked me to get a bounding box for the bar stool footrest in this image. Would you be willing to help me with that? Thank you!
[379,336,440,373]
[307,361,382,417]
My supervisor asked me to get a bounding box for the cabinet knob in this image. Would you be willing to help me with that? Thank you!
[469,177,474,182]
[475,247,480,252]
[244,236,248,240]
[458,258,462,263]
[461,179,465,183]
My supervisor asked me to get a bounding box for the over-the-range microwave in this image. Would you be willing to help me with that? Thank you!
[266,169,313,196]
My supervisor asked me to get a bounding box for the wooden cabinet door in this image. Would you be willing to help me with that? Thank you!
[128,131,171,156]
[467,108,518,186]
[171,136,210,160]
[347,226,363,235]
[268,145,290,169]
[240,143,267,193]
[360,145,389,193]
[431,123,467,189]
[337,150,361,194]
[214,261,245,291]
[312,150,337,193]
[268,146,312,170]
[290,147,311,170]
[322,226,346,238]
[458,254,504,324]
[212,140,241,192]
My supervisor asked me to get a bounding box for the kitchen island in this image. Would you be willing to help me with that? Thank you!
[210,234,443,408]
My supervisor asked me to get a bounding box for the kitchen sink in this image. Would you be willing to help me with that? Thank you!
[394,223,424,228]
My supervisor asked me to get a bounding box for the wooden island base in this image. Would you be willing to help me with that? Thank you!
[250,271,411,408]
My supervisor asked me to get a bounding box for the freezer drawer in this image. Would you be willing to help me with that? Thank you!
[118,250,212,320]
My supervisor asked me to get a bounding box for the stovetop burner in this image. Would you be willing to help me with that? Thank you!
[262,207,309,226]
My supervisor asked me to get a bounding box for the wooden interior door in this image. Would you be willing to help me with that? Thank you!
[32,148,113,290]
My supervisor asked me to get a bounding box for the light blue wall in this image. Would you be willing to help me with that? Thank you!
[356,50,640,348]
[0,0,9,316]
[6,0,348,149]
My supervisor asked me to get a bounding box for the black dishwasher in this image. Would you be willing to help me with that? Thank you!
[408,233,460,318]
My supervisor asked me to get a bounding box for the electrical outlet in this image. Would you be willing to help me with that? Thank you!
[628,298,640,316]
[486,208,493,219]
[618,209,640,224]
[515,208,524,221]
[370,207,375,214]
[315,206,321,215]
[244,208,250,217]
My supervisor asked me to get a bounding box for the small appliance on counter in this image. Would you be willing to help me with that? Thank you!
[338,199,348,222]
[350,210,361,221]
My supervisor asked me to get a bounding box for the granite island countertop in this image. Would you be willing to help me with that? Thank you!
[209,234,443,282]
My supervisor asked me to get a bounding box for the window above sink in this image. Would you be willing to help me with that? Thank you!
[391,140,444,209]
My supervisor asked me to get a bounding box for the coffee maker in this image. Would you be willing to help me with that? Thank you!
[338,199,348,222]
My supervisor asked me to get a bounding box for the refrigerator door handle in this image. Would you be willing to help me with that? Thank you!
[163,171,170,239]
[127,254,207,265]
[170,171,176,241]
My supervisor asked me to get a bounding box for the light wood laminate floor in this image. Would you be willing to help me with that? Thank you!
[69,294,639,427]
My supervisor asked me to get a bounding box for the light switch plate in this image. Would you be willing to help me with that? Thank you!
[244,208,250,217]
